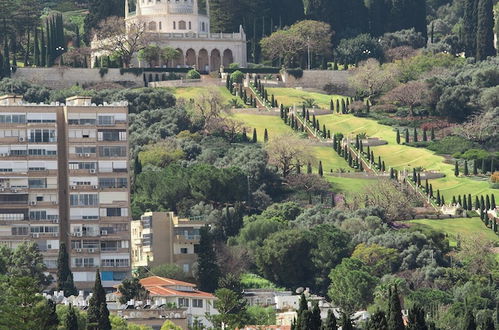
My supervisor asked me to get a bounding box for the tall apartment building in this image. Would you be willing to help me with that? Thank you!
[131,212,205,276]
[0,94,131,289]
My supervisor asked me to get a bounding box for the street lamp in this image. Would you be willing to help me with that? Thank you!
[56,46,65,67]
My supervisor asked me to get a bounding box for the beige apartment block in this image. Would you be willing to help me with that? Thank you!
[131,212,206,275]
[0,94,131,289]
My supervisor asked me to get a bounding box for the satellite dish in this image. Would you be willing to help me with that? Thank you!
[296,287,304,294]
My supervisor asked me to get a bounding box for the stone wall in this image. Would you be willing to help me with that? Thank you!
[12,68,145,89]
[282,70,354,94]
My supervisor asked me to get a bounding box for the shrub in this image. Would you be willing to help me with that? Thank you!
[230,70,245,83]
[371,103,398,113]
[285,68,304,79]
[186,69,201,79]
[491,172,499,184]
[228,63,240,69]
[427,136,476,155]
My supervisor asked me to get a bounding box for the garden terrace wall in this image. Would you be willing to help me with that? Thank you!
[282,70,353,92]
[12,68,146,89]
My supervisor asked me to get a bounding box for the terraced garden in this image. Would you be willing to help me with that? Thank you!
[267,87,348,109]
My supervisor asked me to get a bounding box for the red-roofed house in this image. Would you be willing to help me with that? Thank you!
[140,276,218,327]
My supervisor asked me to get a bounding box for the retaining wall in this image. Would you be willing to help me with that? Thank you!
[12,68,145,89]
[282,70,353,93]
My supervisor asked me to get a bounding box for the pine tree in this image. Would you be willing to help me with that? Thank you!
[464,160,469,175]
[57,242,77,297]
[323,310,337,330]
[264,128,269,142]
[455,161,459,176]
[463,310,477,330]
[252,128,257,143]
[65,304,78,330]
[396,129,400,144]
[318,161,323,177]
[388,285,404,330]
[87,270,110,330]
[475,0,495,60]
[196,226,220,292]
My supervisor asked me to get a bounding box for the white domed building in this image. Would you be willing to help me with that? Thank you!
[101,0,247,71]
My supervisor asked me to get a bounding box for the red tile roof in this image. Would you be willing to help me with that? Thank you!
[139,276,215,299]
[140,276,196,288]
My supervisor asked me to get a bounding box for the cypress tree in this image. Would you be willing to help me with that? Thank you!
[413,127,418,142]
[370,151,374,164]
[463,0,479,57]
[431,128,435,140]
[40,27,46,67]
[475,196,480,209]
[318,161,323,177]
[388,285,404,330]
[33,28,40,67]
[490,158,495,173]
[302,104,306,118]
[196,226,220,292]
[378,156,382,169]
[396,129,400,144]
[264,128,269,142]
[306,109,310,121]
[360,140,364,152]
[65,304,78,330]
[475,0,495,60]
[482,158,487,174]
[330,99,334,111]
[280,104,284,118]
[242,128,248,142]
[323,310,337,330]
[382,161,386,172]
[486,195,490,210]
[422,129,427,142]
[455,161,459,176]
[468,194,472,210]
[430,184,433,197]
[417,173,421,186]
[464,160,469,175]
[463,310,477,330]
[311,302,322,330]
[323,124,326,136]
[458,195,463,206]
[252,128,257,143]
[425,179,429,193]
[413,168,417,183]
[442,195,446,205]
[307,162,312,174]
[491,194,496,209]
[405,129,410,143]
[327,130,331,139]
[359,161,364,172]
[87,270,110,330]
[436,190,441,205]
[341,313,353,330]
[341,99,346,114]
[473,160,478,175]
[57,243,77,297]
[134,154,142,176]
[367,146,371,161]
[407,306,427,330]
[453,196,457,205]
[480,195,485,211]
[366,310,388,330]
[463,195,468,210]
[335,99,340,113]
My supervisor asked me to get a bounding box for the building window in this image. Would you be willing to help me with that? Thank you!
[70,194,99,206]
[178,21,186,30]
[98,146,127,157]
[148,21,157,31]
[188,21,191,30]
[178,298,189,307]
[182,264,189,273]
[180,248,188,254]
[29,129,56,143]
[159,21,162,30]
[173,21,176,30]
[193,299,203,308]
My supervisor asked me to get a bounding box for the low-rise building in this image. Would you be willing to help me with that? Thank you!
[138,276,217,328]
[131,212,206,276]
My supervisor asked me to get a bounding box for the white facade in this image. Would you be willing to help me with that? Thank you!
[123,0,247,71]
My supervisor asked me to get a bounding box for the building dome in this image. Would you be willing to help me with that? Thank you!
[128,0,210,34]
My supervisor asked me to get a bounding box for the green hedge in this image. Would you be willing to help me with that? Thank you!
[223,67,280,74]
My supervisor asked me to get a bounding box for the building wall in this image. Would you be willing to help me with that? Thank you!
[131,212,204,276]
[0,95,131,290]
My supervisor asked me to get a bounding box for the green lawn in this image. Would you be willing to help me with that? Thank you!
[409,217,499,246]
[317,113,499,201]
[327,176,373,195]
[267,87,347,109]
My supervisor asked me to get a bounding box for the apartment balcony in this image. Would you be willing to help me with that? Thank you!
[31,232,59,239]
[100,216,130,223]
[174,235,201,244]
[72,247,100,254]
